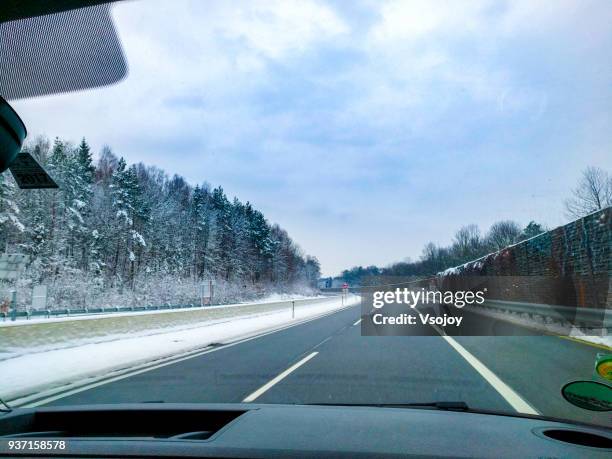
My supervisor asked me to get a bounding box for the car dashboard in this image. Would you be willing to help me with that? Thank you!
[0,403,610,458]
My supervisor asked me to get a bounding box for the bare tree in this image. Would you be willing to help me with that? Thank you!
[23,135,51,164]
[565,166,612,219]
[420,242,439,272]
[95,145,119,184]
[452,224,482,260]
[486,220,521,251]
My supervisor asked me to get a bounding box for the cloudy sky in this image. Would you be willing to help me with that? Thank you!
[12,0,612,276]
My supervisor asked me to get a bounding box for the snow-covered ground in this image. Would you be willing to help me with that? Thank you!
[251,293,327,304]
[0,296,337,361]
[0,294,360,404]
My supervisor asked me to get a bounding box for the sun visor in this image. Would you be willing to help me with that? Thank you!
[0,2,127,100]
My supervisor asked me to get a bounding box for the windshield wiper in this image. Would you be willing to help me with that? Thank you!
[0,396,12,413]
[305,401,470,411]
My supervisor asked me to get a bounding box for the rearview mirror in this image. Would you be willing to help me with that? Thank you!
[0,95,58,188]
[0,95,26,173]
[561,380,612,412]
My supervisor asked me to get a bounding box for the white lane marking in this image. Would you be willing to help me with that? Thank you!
[418,306,539,415]
[242,352,319,403]
[16,302,360,408]
[353,318,362,326]
[313,336,333,349]
[441,334,539,415]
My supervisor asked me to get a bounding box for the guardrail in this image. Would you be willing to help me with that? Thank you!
[477,299,611,329]
[0,296,345,352]
[1,293,357,321]
[1,303,215,321]
[319,288,357,294]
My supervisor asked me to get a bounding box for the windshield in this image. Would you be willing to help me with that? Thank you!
[0,0,610,429]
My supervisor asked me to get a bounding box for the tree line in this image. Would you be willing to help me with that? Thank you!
[336,166,611,285]
[337,220,546,285]
[0,137,320,308]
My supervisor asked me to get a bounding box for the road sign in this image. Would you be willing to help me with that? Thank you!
[32,285,48,309]
[201,279,216,306]
[8,152,59,189]
[0,253,29,280]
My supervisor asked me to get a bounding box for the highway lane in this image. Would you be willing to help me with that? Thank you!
[252,321,514,410]
[440,307,611,423]
[42,301,610,427]
[455,333,611,424]
[43,305,363,405]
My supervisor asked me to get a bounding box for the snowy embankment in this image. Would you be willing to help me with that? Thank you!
[0,297,337,358]
[469,305,611,348]
[0,294,360,404]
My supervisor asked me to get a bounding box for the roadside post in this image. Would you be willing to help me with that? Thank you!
[292,300,295,319]
[342,282,349,307]
[201,279,215,306]
[10,290,16,321]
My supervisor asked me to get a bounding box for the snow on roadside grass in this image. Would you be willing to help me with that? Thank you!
[0,295,360,402]
[0,297,335,360]
[251,293,326,304]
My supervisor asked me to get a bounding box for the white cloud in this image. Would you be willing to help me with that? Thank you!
[14,0,349,158]
[222,0,349,59]
[357,0,567,127]
[369,0,486,42]
[369,0,599,43]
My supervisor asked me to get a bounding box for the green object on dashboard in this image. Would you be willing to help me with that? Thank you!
[561,380,612,412]
[595,354,612,381]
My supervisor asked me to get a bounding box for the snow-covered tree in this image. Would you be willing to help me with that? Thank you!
[2,136,320,309]
[0,173,24,251]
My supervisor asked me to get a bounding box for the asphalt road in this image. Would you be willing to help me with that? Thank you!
[43,302,610,427]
